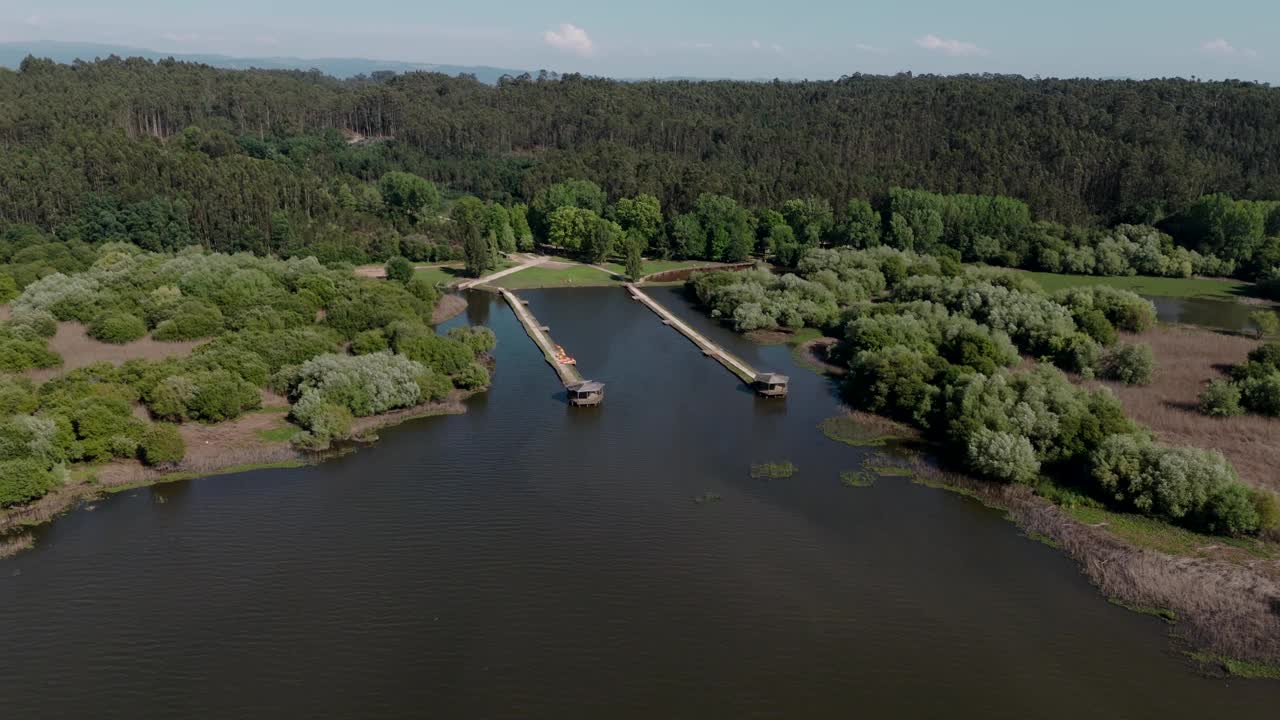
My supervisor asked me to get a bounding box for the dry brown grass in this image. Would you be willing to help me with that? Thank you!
[24,321,206,382]
[1091,325,1280,493]
[431,293,468,324]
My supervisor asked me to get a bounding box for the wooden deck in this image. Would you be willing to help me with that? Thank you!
[625,283,761,386]
[500,289,585,386]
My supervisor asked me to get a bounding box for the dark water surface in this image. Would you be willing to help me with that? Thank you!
[2,287,1278,718]
[1150,295,1279,333]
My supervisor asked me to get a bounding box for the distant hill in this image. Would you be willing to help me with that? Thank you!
[0,40,531,84]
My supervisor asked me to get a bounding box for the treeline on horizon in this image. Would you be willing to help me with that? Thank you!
[2,55,1280,287]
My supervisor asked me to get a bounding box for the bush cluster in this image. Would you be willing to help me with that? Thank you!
[1199,342,1280,418]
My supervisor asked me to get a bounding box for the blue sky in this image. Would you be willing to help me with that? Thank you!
[2,0,1277,81]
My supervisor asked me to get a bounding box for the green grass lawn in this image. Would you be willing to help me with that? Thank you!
[493,264,623,289]
[1019,270,1253,300]
[601,259,719,277]
[413,263,468,286]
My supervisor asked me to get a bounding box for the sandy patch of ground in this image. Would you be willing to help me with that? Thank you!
[431,294,468,325]
[1093,325,1280,493]
[25,322,206,382]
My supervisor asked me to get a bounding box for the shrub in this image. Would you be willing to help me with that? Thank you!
[446,326,497,356]
[288,352,425,417]
[0,376,39,415]
[1238,371,1280,416]
[139,424,186,466]
[1251,310,1280,339]
[88,312,148,344]
[844,346,940,428]
[1099,343,1155,385]
[351,329,390,355]
[186,370,262,422]
[152,299,224,341]
[1090,434,1260,535]
[385,256,414,284]
[1248,342,1280,371]
[967,428,1041,484]
[453,362,491,390]
[406,275,440,305]
[416,369,453,403]
[395,330,475,375]
[290,390,353,441]
[0,458,61,507]
[147,375,198,421]
[8,307,57,337]
[1199,379,1244,417]
[0,334,61,372]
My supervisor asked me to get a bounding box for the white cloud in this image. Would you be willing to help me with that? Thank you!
[162,32,201,44]
[751,39,762,50]
[1201,38,1259,58]
[771,43,784,55]
[23,14,45,28]
[855,42,888,55]
[916,33,989,57]
[544,23,594,57]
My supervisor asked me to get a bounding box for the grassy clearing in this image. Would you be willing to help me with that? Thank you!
[750,461,798,479]
[603,259,714,277]
[413,264,468,286]
[1019,270,1252,300]
[819,416,901,447]
[1065,505,1278,561]
[840,471,876,488]
[256,426,300,442]
[494,265,621,289]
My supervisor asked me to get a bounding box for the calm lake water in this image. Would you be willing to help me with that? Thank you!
[2,287,1278,718]
[1151,296,1279,333]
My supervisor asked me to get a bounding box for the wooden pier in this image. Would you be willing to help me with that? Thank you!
[625,283,788,397]
[500,289,604,405]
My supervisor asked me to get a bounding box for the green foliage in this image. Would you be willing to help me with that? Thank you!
[88,312,147,344]
[445,326,496,356]
[1090,434,1260,535]
[378,172,440,220]
[0,458,62,507]
[287,352,426,417]
[185,370,262,422]
[1099,343,1155,385]
[1238,372,1280,416]
[967,428,1041,484]
[153,299,224,341]
[1199,379,1244,418]
[453,362,491,390]
[351,329,390,355]
[385,256,414,284]
[750,461,798,479]
[290,390,354,442]
[0,331,61,371]
[139,423,185,466]
[393,325,475,375]
[1250,310,1280,339]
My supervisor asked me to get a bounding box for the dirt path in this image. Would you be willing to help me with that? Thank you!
[457,255,549,290]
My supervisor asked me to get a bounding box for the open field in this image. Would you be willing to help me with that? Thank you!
[25,321,206,382]
[1019,270,1254,300]
[1092,325,1280,493]
[493,264,621,289]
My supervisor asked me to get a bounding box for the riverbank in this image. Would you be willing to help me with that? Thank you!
[819,409,1280,676]
[0,388,480,559]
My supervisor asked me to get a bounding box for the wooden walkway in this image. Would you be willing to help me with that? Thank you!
[625,283,759,385]
[499,289,585,386]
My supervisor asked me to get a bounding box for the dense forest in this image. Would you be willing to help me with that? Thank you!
[1,56,1280,300]
[4,57,1280,226]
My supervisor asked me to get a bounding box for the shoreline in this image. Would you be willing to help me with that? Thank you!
[0,390,480,560]
[820,406,1280,677]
